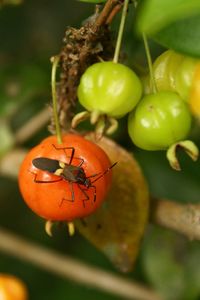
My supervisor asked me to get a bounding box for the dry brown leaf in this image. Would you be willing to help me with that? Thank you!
[75,134,149,272]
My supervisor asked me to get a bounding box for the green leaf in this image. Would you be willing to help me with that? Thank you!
[142,227,200,300]
[75,134,149,272]
[154,14,200,58]
[0,63,49,117]
[78,0,107,3]
[183,243,200,300]
[136,0,200,35]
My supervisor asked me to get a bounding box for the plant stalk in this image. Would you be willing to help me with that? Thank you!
[142,33,157,93]
[113,0,130,63]
[51,56,62,144]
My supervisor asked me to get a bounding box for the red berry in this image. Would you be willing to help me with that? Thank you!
[18,134,113,221]
[0,274,28,300]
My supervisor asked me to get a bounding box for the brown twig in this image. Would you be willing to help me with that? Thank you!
[151,198,200,240]
[95,0,121,27]
[15,107,50,144]
[0,227,163,300]
[53,0,124,133]
[106,3,123,25]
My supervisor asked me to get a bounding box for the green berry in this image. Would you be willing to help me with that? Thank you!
[78,61,142,118]
[128,91,192,150]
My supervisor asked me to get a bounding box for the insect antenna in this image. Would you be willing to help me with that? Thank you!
[91,162,117,184]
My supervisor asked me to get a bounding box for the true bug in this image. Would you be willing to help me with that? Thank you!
[32,144,117,207]
[19,134,115,221]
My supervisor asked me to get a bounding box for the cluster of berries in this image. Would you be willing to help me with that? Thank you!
[78,50,200,151]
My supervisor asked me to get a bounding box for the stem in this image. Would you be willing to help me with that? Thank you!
[151,198,200,240]
[0,227,163,300]
[15,108,50,144]
[106,3,122,25]
[142,33,157,94]
[95,0,120,27]
[51,56,62,144]
[1,148,200,241]
[113,0,129,63]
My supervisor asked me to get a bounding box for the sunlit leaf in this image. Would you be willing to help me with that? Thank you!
[154,14,200,58]
[136,0,200,35]
[75,134,149,272]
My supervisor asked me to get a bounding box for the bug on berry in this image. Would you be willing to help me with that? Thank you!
[31,144,117,207]
[19,134,115,221]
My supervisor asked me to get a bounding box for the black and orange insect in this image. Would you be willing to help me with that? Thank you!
[32,144,117,206]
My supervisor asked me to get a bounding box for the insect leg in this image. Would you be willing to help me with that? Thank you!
[77,185,90,207]
[86,172,102,179]
[77,158,84,167]
[52,144,75,165]
[52,144,84,166]
[59,182,75,207]
[86,163,117,182]
[91,162,117,184]
[68,182,75,202]
[89,185,97,203]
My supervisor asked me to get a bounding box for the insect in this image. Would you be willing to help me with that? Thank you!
[31,144,117,207]
[19,134,115,221]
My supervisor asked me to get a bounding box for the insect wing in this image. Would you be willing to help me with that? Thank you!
[32,157,61,173]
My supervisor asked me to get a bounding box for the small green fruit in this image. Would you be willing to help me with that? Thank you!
[128,91,192,150]
[78,61,142,118]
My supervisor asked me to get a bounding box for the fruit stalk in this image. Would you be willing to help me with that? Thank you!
[142,33,157,93]
[113,0,130,63]
[51,56,62,144]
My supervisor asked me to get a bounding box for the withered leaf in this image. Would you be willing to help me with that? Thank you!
[75,134,149,272]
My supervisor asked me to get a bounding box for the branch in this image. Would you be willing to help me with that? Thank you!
[151,198,200,240]
[106,3,123,25]
[95,0,122,27]
[0,227,162,300]
[0,150,199,241]
[56,0,123,131]
[15,107,50,144]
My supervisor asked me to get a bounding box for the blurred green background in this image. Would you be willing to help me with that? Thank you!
[0,1,200,299]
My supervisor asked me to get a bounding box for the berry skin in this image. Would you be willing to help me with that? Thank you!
[128,91,192,151]
[152,49,184,93]
[174,56,199,101]
[78,61,142,118]
[18,134,113,221]
[0,274,28,300]
[189,63,200,117]
[149,50,199,101]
